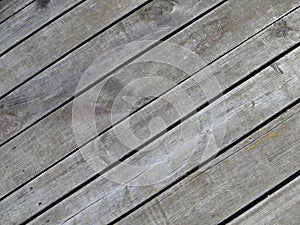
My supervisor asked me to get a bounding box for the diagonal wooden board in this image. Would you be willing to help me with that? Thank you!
[0,0,85,55]
[0,0,226,144]
[27,48,300,224]
[0,0,298,203]
[0,0,33,24]
[230,176,300,225]
[113,100,300,225]
[0,0,150,96]
[1,18,299,224]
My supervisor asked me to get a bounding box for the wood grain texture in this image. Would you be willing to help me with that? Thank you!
[114,102,300,225]
[0,0,225,145]
[27,48,300,224]
[2,29,299,225]
[0,0,148,96]
[0,0,84,55]
[0,0,297,203]
[230,176,300,225]
[0,0,33,24]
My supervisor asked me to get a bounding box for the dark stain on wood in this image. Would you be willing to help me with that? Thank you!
[139,0,177,23]
[37,0,50,9]
[0,113,20,140]
[194,17,228,53]
[96,77,125,112]
[271,20,293,38]
[179,17,228,55]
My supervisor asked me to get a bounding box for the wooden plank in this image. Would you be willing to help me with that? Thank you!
[112,102,300,225]
[229,176,300,225]
[0,0,297,200]
[0,0,85,55]
[0,0,227,145]
[0,0,150,97]
[0,0,33,24]
[26,49,300,225]
[1,19,299,224]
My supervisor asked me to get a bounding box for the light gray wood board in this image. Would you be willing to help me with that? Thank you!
[0,0,298,202]
[230,176,300,225]
[27,51,300,225]
[0,0,84,54]
[0,0,33,24]
[113,98,300,225]
[0,0,227,144]
[3,41,300,224]
[0,0,149,96]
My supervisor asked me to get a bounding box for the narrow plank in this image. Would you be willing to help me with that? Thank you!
[2,20,299,224]
[0,0,85,55]
[0,0,226,145]
[0,0,33,24]
[230,176,300,225]
[27,48,300,224]
[113,101,300,225]
[0,0,297,201]
[0,0,149,97]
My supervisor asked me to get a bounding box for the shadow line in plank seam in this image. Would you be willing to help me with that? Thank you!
[72,40,227,187]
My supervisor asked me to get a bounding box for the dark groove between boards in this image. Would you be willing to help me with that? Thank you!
[108,98,300,225]
[0,0,294,200]
[0,0,229,201]
[0,0,156,149]
[19,42,299,224]
[218,169,300,225]
[0,0,229,203]
[0,0,36,26]
[0,0,227,202]
[0,0,87,57]
[0,0,155,99]
[1,3,298,151]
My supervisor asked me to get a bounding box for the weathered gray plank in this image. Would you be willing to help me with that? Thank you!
[0,0,84,55]
[0,0,226,145]
[27,48,300,224]
[0,0,33,24]
[113,102,300,225]
[0,0,297,202]
[2,23,299,224]
[230,176,300,225]
[0,0,149,96]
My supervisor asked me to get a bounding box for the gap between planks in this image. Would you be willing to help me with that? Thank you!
[111,100,300,225]
[229,175,300,225]
[0,0,35,25]
[1,14,298,225]
[1,0,298,202]
[29,49,299,224]
[0,0,154,98]
[0,0,88,56]
[0,0,230,151]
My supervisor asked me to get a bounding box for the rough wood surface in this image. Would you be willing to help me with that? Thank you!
[230,176,300,225]
[0,0,84,55]
[0,0,225,145]
[0,0,33,24]
[114,102,300,225]
[0,0,149,97]
[2,36,299,224]
[0,0,297,204]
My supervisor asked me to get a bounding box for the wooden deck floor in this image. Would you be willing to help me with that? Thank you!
[0,0,299,224]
